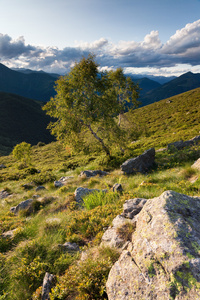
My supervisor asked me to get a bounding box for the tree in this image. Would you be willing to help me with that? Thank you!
[12,142,31,165]
[43,55,140,156]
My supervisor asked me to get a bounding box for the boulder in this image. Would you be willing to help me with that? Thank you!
[79,170,108,178]
[42,272,55,300]
[10,199,34,214]
[106,191,200,300]
[167,135,200,151]
[120,148,155,175]
[74,187,107,203]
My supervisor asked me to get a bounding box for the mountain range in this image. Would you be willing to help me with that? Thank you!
[0,62,200,154]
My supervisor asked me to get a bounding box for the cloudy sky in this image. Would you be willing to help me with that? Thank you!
[1,0,200,77]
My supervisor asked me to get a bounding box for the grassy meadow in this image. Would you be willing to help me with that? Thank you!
[0,88,200,299]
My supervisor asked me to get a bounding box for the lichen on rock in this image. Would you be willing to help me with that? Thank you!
[106,190,200,300]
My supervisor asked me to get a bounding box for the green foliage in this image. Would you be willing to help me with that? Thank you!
[12,142,32,165]
[83,191,119,210]
[43,55,139,156]
[50,247,120,300]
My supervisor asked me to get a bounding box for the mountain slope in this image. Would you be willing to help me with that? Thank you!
[140,72,200,106]
[0,92,54,154]
[0,63,59,102]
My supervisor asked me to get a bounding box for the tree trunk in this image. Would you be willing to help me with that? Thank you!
[87,124,110,156]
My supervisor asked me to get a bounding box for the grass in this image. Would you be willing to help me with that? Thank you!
[1,88,200,298]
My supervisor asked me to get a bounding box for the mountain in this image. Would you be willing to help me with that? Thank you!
[0,91,54,155]
[140,71,200,106]
[0,63,59,102]
[134,77,161,96]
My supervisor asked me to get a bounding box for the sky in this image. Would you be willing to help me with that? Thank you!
[0,0,200,77]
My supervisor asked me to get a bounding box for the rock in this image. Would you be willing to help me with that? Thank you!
[0,189,10,199]
[112,183,123,193]
[101,198,146,248]
[106,191,200,300]
[54,177,74,188]
[79,170,108,178]
[42,272,55,300]
[101,215,136,249]
[10,199,34,214]
[167,135,200,151]
[0,164,6,168]
[122,198,147,219]
[74,187,107,203]
[54,181,64,188]
[192,158,200,170]
[22,183,35,190]
[120,148,155,175]
[2,228,18,239]
[35,186,46,191]
[59,176,74,182]
[58,242,80,252]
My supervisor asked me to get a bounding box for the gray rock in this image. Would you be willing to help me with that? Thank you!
[10,198,34,214]
[79,170,108,178]
[120,148,155,175]
[0,189,10,199]
[35,186,46,191]
[59,176,74,182]
[122,198,147,219]
[42,272,55,300]
[54,181,64,188]
[167,135,200,151]
[106,191,200,300]
[74,187,107,203]
[101,215,135,249]
[112,183,123,193]
[0,164,6,168]
[58,242,80,252]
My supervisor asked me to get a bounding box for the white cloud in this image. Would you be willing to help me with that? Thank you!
[1,19,200,76]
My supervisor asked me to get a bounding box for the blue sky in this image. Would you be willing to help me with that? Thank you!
[0,0,200,76]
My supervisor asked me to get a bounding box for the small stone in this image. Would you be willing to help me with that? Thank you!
[36,186,46,191]
[112,183,123,193]
[54,181,64,188]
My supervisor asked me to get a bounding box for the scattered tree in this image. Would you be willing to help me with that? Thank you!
[43,55,140,156]
[12,142,31,165]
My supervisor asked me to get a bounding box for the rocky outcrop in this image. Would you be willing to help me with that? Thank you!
[167,135,200,151]
[106,191,200,300]
[79,170,108,178]
[120,148,155,175]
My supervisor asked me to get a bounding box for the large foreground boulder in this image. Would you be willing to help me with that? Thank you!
[120,148,155,175]
[106,191,200,300]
